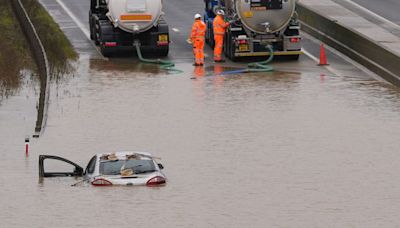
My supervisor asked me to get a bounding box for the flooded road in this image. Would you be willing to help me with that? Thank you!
[1,0,400,227]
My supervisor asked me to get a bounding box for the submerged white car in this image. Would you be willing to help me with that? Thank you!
[39,151,166,186]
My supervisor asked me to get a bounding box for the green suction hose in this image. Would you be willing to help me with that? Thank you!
[219,45,274,75]
[134,41,183,74]
[247,44,274,72]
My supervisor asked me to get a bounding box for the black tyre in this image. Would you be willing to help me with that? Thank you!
[157,46,169,57]
[208,21,215,48]
[94,20,101,45]
[147,46,169,57]
[90,29,94,40]
[286,54,299,61]
[89,12,94,40]
[100,45,112,57]
[205,21,211,45]
[224,31,230,57]
[228,36,237,61]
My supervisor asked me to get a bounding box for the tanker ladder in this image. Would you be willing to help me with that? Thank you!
[134,40,182,74]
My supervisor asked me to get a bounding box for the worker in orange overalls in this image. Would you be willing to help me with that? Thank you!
[213,10,230,62]
[190,14,207,66]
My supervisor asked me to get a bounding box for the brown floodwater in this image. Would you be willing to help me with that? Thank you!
[1,53,400,227]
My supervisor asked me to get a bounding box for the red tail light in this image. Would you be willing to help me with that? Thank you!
[290,38,300,43]
[157,41,169,46]
[104,42,117,47]
[146,176,166,186]
[238,39,248,44]
[91,178,113,186]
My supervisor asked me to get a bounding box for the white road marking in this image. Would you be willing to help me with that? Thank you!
[55,0,106,58]
[302,49,319,63]
[60,26,79,30]
[172,28,180,33]
[302,49,340,76]
[55,0,91,39]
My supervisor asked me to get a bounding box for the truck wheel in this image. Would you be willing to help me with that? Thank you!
[157,46,169,57]
[94,32,100,45]
[100,45,112,57]
[207,21,215,48]
[94,20,101,45]
[206,21,211,45]
[228,35,237,61]
[90,25,94,40]
[286,54,299,61]
[89,13,94,40]
[144,46,169,57]
[224,32,230,57]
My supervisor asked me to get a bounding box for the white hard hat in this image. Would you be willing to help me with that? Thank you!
[217,10,225,15]
[194,14,202,19]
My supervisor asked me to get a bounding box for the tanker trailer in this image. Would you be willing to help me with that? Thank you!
[204,0,302,60]
[89,0,169,57]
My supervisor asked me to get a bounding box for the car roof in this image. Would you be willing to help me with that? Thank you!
[96,151,154,159]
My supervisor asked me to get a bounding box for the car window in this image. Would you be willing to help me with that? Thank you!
[100,159,155,175]
[85,156,96,174]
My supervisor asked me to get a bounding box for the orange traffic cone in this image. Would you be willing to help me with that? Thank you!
[318,44,329,66]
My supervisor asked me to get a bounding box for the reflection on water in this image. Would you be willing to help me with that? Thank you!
[22,0,79,80]
[90,58,162,74]
[2,55,400,227]
[0,0,79,105]
[0,0,35,104]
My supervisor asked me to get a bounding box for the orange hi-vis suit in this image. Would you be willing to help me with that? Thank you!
[191,19,207,65]
[213,15,230,61]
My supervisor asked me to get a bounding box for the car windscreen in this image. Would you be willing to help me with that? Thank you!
[99,159,156,175]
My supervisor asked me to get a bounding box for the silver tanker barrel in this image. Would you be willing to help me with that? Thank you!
[225,0,296,35]
[89,0,169,57]
[106,0,163,33]
[205,0,302,60]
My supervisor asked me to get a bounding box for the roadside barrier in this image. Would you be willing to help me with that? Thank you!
[297,3,400,86]
[10,0,50,135]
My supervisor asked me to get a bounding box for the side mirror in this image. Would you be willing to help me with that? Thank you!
[158,163,164,170]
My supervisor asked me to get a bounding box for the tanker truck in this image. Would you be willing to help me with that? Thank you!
[204,0,302,60]
[89,0,169,57]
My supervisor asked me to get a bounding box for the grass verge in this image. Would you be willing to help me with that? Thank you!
[21,0,78,77]
[0,0,34,102]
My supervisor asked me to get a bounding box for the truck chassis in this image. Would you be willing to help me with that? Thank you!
[204,0,302,61]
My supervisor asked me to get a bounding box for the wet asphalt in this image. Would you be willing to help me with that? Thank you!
[1,0,400,227]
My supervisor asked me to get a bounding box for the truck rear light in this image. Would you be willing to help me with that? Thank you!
[146,176,166,186]
[157,41,169,46]
[238,39,248,44]
[104,42,117,47]
[290,38,300,43]
[91,178,113,186]
[157,34,169,46]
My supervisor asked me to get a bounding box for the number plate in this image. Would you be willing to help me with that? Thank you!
[239,44,249,52]
[158,34,168,42]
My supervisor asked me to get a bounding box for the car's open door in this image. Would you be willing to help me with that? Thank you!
[39,155,84,177]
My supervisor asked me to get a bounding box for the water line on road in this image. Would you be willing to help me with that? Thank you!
[197,45,275,78]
